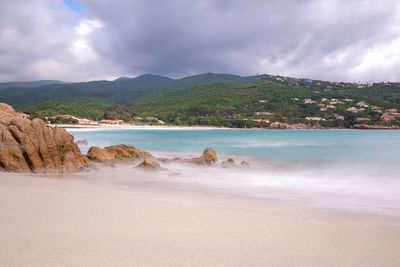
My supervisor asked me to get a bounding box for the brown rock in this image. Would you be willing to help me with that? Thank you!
[200,148,217,165]
[87,146,114,162]
[0,103,91,174]
[136,158,160,170]
[351,124,400,130]
[268,122,288,129]
[240,161,250,167]
[268,122,325,129]
[87,144,151,162]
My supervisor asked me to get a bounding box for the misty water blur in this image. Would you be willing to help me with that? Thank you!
[70,129,400,216]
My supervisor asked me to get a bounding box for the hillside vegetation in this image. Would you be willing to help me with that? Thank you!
[1,73,400,127]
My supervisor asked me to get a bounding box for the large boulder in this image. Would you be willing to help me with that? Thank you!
[0,103,91,173]
[87,144,151,162]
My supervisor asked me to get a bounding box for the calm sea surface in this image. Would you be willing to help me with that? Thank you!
[69,129,400,215]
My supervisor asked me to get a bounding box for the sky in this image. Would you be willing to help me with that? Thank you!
[1,0,400,82]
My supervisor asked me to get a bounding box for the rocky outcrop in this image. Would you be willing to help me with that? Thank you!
[0,103,91,173]
[199,148,217,165]
[136,158,161,170]
[268,122,325,129]
[87,144,151,162]
[351,124,400,130]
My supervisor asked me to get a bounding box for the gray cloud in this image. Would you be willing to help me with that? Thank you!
[1,0,400,82]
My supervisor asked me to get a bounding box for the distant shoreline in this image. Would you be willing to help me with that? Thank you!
[49,123,400,130]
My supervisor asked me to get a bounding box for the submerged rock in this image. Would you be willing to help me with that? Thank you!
[240,160,250,167]
[87,144,151,162]
[136,158,161,170]
[76,139,88,145]
[221,157,236,168]
[0,103,91,173]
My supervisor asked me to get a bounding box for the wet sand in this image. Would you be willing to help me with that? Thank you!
[1,172,400,266]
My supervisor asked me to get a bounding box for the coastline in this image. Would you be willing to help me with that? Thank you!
[1,172,400,266]
[50,123,400,130]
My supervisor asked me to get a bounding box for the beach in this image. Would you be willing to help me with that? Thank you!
[1,172,400,267]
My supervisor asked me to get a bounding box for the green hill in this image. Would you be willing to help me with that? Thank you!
[1,73,400,128]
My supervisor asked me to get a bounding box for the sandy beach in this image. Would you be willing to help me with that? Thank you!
[1,172,400,267]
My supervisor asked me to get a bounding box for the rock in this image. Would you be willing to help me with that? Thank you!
[87,146,115,162]
[240,161,250,167]
[76,139,88,145]
[200,148,217,165]
[268,122,325,129]
[158,157,182,163]
[136,158,160,170]
[268,122,288,129]
[351,124,400,130]
[87,144,151,162]
[0,103,91,173]
[221,158,236,168]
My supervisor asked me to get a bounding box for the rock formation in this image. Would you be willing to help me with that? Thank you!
[351,124,400,130]
[0,103,90,173]
[200,148,217,164]
[87,144,151,162]
[268,122,324,129]
[136,158,161,170]
[221,157,235,168]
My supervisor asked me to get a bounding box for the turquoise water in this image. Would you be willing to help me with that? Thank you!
[69,129,400,215]
[69,129,400,165]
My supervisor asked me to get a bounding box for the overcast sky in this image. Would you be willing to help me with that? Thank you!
[1,0,400,82]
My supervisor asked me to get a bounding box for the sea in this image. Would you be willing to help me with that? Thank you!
[69,128,400,216]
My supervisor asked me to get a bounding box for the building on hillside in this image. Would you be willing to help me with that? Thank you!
[391,113,400,117]
[75,118,98,125]
[346,107,364,113]
[254,112,274,116]
[258,100,268,103]
[292,98,300,101]
[305,117,325,121]
[321,98,328,102]
[100,119,124,125]
[371,106,382,113]
[356,101,369,108]
[252,119,270,123]
[230,114,241,118]
[333,114,345,120]
[386,108,398,113]
[319,108,328,111]
[356,118,370,122]
[134,116,143,120]
[55,115,76,119]
[343,99,353,102]
[304,99,316,104]
[326,105,336,109]
[381,115,395,122]
[17,113,31,120]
